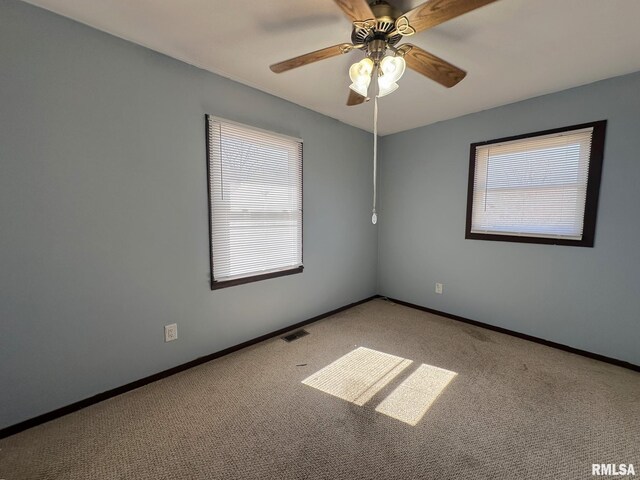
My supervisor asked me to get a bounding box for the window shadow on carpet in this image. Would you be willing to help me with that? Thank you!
[302,347,457,426]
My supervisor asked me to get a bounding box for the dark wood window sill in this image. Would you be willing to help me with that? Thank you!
[211,266,303,290]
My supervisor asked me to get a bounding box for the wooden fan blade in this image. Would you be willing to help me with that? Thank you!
[347,89,367,106]
[402,0,498,34]
[402,44,466,88]
[270,44,352,73]
[333,0,375,22]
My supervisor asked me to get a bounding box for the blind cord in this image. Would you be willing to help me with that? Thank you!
[372,95,378,225]
[484,145,489,212]
[219,123,224,200]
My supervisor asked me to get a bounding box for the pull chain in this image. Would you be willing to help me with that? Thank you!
[372,95,378,225]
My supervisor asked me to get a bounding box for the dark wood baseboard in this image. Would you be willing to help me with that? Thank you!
[0,295,378,439]
[383,296,640,373]
[5,294,636,438]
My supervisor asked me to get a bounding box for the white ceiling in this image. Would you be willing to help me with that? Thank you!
[22,0,640,135]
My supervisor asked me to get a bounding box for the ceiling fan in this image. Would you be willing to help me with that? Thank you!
[270,0,498,104]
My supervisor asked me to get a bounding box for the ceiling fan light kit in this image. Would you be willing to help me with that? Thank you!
[270,0,499,222]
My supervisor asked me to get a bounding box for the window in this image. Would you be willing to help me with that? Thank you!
[206,116,303,289]
[466,121,606,247]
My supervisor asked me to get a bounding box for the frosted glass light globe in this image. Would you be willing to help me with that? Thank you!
[379,55,406,83]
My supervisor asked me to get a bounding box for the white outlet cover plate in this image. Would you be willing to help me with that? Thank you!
[165,323,178,342]
[435,283,443,294]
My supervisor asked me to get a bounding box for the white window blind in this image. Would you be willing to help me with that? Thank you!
[470,127,594,240]
[207,116,303,284]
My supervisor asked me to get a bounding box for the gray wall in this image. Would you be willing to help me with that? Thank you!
[0,0,377,429]
[378,71,640,366]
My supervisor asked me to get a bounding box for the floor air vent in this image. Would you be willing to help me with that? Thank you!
[282,329,309,342]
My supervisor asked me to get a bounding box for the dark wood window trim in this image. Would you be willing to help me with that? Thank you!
[205,116,304,290]
[210,266,304,290]
[465,120,607,247]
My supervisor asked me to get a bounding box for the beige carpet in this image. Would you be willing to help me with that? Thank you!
[1,298,639,479]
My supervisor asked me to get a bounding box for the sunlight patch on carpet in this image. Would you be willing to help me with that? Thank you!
[302,347,412,406]
[375,363,457,426]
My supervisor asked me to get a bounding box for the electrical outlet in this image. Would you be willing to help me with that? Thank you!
[435,283,443,294]
[164,323,178,342]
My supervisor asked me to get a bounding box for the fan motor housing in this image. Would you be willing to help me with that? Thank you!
[351,0,402,47]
